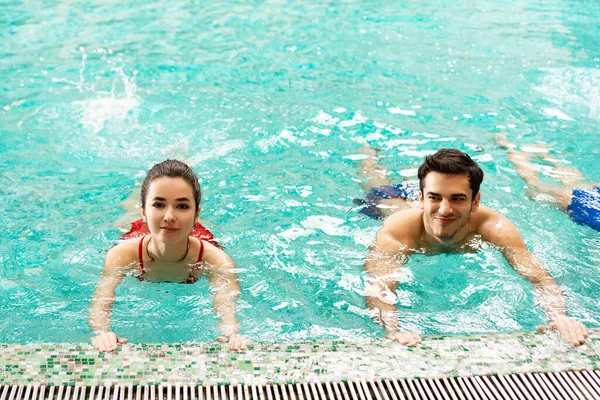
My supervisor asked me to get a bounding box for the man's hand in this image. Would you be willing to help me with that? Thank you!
[537,317,588,346]
[91,332,128,352]
[386,331,422,347]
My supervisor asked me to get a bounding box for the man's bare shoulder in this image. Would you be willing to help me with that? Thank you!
[473,205,522,244]
[472,204,508,226]
[380,208,424,243]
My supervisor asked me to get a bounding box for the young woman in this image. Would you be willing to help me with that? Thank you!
[89,160,251,351]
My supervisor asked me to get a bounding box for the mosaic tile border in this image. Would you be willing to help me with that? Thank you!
[1,329,599,386]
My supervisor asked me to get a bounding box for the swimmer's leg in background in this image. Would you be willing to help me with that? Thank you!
[355,144,414,217]
[539,151,587,189]
[495,134,572,210]
[356,144,392,191]
[114,186,142,228]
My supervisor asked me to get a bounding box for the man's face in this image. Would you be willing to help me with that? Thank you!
[419,172,480,243]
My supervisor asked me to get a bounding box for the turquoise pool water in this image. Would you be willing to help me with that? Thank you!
[1,1,599,344]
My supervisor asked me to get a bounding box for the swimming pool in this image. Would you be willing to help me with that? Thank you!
[1,0,599,346]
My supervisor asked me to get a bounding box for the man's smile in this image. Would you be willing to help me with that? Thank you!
[434,215,457,225]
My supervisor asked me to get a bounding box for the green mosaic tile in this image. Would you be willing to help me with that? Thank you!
[0,329,599,386]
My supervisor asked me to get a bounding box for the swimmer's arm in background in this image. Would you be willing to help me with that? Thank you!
[480,214,588,346]
[203,243,251,351]
[89,246,130,352]
[364,227,421,347]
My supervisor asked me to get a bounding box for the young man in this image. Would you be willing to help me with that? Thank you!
[359,146,588,347]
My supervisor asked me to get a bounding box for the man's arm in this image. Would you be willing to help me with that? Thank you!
[480,214,588,346]
[364,226,421,346]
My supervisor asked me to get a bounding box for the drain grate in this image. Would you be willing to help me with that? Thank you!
[2,370,600,400]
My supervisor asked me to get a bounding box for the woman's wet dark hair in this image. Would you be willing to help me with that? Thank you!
[141,160,201,210]
[417,149,484,197]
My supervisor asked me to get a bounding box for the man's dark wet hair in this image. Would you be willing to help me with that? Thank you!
[417,149,484,198]
[141,160,201,210]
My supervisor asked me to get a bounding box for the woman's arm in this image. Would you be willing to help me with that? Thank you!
[89,246,130,351]
[204,244,251,350]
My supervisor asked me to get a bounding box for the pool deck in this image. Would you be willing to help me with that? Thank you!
[1,329,599,386]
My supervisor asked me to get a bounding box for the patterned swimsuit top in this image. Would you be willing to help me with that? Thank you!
[137,236,204,284]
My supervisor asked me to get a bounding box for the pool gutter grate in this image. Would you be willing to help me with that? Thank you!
[2,371,600,400]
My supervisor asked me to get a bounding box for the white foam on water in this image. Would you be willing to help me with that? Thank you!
[74,67,139,134]
[279,226,316,241]
[272,302,288,310]
[535,67,600,120]
[338,111,367,128]
[388,107,417,116]
[308,126,331,136]
[385,138,429,147]
[78,97,138,133]
[399,168,419,177]
[311,110,339,126]
[365,132,385,141]
[188,139,245,163]
[0,278,19,289]
[241,195,265,201]
[336,273,364,295]
[542,107,575,121]
[520,146,550,154]
[352,227,378,246]
[344,154,369,161]
[299,186,312,198]
[473,154,493,162]
[301,215,349,236]
[284,199,304,207]
[255,129,299,151]
[399,149,436,157]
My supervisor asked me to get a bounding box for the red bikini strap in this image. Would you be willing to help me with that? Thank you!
[197,239,204,262]
[139,236,146,272]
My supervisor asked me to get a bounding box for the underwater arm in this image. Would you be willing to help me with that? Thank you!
[364,229,421,346]
[483,216,588,346]
[89,247,129,351]
[206,246,251,350]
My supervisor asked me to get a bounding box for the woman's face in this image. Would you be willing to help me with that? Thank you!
[141,177,199,243]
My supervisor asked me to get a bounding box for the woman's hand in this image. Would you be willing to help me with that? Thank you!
[217,334,252,351]
[386,330,422,347]
[538,317,588,346]
[91,331,128,352]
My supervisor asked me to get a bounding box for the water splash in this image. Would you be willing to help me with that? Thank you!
[74,66,139,134]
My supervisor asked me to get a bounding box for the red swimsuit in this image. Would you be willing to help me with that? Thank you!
[137,235,203,284]
[121,218,219,247]
[121,219,220,284]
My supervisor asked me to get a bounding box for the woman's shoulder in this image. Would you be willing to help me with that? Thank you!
[105,237,141,269]
[199,238,232,265]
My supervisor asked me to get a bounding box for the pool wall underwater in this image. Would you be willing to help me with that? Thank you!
[2,330,600,398]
